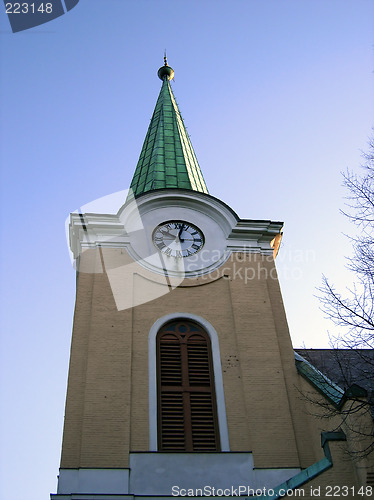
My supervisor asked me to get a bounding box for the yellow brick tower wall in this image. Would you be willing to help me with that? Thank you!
[60,246,372,482]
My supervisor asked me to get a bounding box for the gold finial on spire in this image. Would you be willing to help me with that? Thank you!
[158,52,174,81]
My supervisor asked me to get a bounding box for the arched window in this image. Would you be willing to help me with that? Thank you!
[157,320,221,452]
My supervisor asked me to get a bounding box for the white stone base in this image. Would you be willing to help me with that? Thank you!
[54,468,129,495]
[51,453,300,499]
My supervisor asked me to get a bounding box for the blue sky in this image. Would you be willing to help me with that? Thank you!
[0,1,373,499]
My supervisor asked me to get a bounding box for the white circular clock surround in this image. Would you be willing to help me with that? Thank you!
[118,190,235,278]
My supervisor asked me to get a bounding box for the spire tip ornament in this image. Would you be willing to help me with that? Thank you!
[158,52,174,81]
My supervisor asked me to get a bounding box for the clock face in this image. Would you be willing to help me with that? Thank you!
[152,221,204,258]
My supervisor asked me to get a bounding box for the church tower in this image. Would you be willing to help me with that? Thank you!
[51,60,372,499]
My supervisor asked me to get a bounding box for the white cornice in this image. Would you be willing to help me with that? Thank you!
[69,190,283,274]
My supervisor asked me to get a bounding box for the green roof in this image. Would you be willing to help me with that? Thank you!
[129,63,208,197]
[295,352,344,406]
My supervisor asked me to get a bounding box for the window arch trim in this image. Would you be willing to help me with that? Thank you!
[148,313,230,451]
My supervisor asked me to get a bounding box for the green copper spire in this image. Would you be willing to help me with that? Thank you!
[129,59,208,197]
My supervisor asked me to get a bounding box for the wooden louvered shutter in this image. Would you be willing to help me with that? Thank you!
[157,321,220,452]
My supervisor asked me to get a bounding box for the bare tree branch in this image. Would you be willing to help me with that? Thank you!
[312,132,374,460]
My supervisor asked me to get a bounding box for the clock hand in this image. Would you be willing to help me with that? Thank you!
[177,223,185,242]
[175,224,184,243]
[160,230,175,238]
